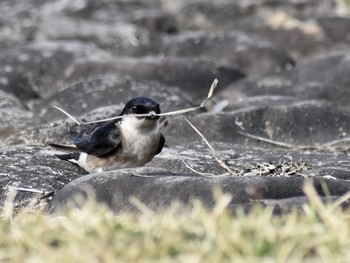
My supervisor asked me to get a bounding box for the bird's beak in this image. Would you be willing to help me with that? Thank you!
[146,111,159,120]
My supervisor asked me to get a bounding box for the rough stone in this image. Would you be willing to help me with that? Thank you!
[130,11,178,34]
[0,90,40,142]
[0,89,27,110]
[0,108,40,143]
[0,41,112,99]
[49,140,350,213]
[0,0,41,48]
[162,100,350,147]
[222,52,350,110]
[65,56,245,98]
[171,0,337,31]
[5,121,85,146]
[0,71,41,104]
[160,31,295,77]
[318,16,350,44]
[37,17,159,56]
[40,0,159,21]
[49,166,350,213]
[0,146,85,210]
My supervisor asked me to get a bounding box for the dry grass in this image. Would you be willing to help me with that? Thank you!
[243,157,310,177]
[0,182,349,263]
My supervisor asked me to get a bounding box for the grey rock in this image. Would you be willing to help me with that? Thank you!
[176,1,259,31]
[0,41,112,99]
[37,17,159,56]
[162,100,350,146]
[251,196,350,214]
[40,0,159,21]
[168,1,345,62]
[160,31,295,77]
[171,0,335,31]
[130,11,178,34]
[0,145,85,210]
[5,121,85,146]
[0,0,40,48]
[318,16,350,44]
[0,89,27,110]
[0,108,40,143]
[212,95,299,112]
[66,56,245,98]
[247,26,329,60]
[0,71,40,103]
[0,140,348,213]
[150,142,350,181]
[37,0,177,53]
[49,166,350,213]
[222,52,350,110]
[0,90,40,142]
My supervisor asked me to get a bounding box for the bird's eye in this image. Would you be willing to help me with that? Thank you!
[131,105,137,112]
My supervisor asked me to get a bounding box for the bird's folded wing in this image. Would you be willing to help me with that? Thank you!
[74,124,122,157]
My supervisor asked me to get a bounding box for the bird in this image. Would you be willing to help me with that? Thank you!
[51,97,165,173]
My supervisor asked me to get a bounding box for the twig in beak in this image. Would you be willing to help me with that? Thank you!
[52,106,81,125]
[53,79,219,125]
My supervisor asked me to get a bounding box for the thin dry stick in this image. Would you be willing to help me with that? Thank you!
[52,106,81,125]
[181,159,230,177]
[182,116,237,175]
[53,79,219,125]
[237,131,350,152]
[237,131,296,148]
[7,186,47,194]
[6,186,55,200]
[321,137,350,147]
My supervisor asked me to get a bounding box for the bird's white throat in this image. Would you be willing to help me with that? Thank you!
[119,116,161,161]
[119,116,159,133]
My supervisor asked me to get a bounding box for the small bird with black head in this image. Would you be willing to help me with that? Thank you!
[51,97,165,173]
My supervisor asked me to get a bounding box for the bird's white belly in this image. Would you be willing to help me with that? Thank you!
[122,130,160,164]
[120,117,160,164]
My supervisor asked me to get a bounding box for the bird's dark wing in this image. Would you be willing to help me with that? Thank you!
[74,121,122,157]
[156,133,165,155]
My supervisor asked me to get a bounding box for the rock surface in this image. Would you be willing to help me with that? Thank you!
[49,167,350,214]
[0,146,84,209]
[1,0,350,213]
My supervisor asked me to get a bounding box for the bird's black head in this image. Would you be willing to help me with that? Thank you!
[121,97,161,119]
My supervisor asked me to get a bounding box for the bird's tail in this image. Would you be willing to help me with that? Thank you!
[55,152,80,162]
[49,142,81,164]
[48,143,79,153]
